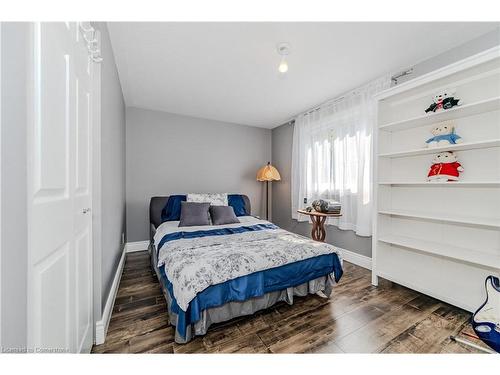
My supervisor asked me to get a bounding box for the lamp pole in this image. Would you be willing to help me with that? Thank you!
[266,180,269,220]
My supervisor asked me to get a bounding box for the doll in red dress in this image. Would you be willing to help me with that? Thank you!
[427,151,464,182]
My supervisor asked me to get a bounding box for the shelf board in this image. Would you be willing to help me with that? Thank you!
[378,139,500,158]
[378,234,500,269]
[378,209,500,228]
[379,96,500,132]
[378,181,500,187]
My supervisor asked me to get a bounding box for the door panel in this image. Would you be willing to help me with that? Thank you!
[29,23,74,352]
[28,22,95,353]
[34,243,70,350]
[73,24,93,353]
[75,79,90,195]
[36,24,71,199]
[75,229,92,352]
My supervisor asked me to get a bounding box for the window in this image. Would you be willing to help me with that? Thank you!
[291,76,390,236]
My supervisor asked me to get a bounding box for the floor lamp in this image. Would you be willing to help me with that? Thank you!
[256,162,281,220]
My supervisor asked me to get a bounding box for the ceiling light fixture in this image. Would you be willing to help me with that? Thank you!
[277,43,291,74]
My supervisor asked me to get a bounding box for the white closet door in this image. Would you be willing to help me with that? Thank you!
[27,22,94,353]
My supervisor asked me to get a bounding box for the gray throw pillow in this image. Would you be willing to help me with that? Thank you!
[209,205,240,225]
[178,202,211,227]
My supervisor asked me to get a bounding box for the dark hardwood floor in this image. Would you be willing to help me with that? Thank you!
[92,251,488,354]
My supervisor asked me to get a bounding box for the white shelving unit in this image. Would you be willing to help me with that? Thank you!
[372,46,500,313]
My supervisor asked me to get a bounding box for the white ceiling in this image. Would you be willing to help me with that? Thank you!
[108,22,498,128]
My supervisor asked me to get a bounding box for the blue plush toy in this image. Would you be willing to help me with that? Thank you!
[425,123,462,148]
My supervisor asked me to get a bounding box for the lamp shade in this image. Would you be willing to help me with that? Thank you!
[257,162,281,182]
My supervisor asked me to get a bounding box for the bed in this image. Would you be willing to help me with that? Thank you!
[149,195,343,343]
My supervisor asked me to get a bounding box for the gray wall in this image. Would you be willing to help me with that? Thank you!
[0,22,29,349]
[93,23,127,313]
[271,28,500,258]
[126,107,272,242]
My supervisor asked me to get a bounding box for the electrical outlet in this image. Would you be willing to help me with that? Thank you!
[303,197,307,204]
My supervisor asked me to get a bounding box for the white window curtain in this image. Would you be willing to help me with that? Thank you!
[291,75,391,236]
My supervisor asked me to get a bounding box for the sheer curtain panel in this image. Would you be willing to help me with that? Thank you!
[291,75,391,236]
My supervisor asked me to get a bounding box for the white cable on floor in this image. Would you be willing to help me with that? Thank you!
[449,335,495,354]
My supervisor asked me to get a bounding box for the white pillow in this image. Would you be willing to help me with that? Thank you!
[187,193,228,206]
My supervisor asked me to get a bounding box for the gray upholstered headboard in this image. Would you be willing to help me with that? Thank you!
[149,195,252,229]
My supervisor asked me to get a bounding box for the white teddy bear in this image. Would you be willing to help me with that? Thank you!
[425,123,463,148]
[427,151,464,182]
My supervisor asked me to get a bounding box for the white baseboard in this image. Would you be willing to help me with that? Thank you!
[125,240,149,253]
[95,245,126,345]
[338,247,372,270]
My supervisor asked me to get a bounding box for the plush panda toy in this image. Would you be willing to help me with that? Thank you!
[425,123,463,148]
[427,151,464,182]
[425,89,461,113]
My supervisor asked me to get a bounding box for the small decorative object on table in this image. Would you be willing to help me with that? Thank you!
[427,151,464,182]
[425,89,461,113]
[425,122,463,148]
[311,199,342,214]
[297,208,342,242]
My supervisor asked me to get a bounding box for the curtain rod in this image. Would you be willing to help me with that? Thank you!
[282,67,414,127]
[391,68,414,84]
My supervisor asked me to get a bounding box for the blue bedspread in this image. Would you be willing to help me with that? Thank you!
[158,252,343,339]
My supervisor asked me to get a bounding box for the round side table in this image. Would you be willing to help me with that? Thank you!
[297,209,342,242]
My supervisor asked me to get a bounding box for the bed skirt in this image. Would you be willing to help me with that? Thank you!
[149,242,335,344]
